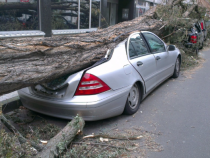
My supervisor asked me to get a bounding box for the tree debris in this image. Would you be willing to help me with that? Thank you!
[0,1,210,157]
[36,115,85,158]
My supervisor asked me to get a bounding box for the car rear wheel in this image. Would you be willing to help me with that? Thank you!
[199,42,203,49]
[172,57,180,78]
[124,83,141,115]
[194,46,199,55]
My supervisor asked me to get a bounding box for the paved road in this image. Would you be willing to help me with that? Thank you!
[83,49,210,158]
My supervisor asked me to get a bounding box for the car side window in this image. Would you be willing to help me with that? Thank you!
[195,24,201,33]
[143,33,166,53]
[129,34,149,58]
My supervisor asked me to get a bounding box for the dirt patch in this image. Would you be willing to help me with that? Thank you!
[180,52,200,70]
[181,53,205,79]
[63,127,163,158]
[0,129,38,157]
[1,107,163,158]
[202,39,210,51]
[4,107,61,142]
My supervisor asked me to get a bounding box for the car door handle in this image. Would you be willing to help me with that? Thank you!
[156,56,161,60]
[137,61,143,66]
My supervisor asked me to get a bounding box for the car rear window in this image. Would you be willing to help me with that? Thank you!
[129,34,149,58]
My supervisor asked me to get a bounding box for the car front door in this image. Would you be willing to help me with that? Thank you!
[142,32,172,84]
[127,33,157,93]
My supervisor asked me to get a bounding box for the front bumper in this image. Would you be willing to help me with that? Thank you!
[18,86,131,121]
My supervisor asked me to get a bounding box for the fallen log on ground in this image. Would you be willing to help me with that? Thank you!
[0,113,85,157]
[36,115,85,158]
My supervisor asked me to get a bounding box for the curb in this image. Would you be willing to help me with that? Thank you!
[0,91,19,109]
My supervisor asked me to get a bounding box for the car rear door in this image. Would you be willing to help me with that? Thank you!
[195,23,204,45]
[142,32,172,84]
[127,33,157,93]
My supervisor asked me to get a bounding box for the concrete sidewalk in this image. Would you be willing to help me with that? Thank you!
[0,91,19,107]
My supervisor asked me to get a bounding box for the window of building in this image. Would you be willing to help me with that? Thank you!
[136,8,145,17]
[0,0,39,31]
[0,0,102,38]
[138,0,145,6]
[51,0,78,30]
[80,0,90,29]
[91,0,100,28]
[104,2,117,27]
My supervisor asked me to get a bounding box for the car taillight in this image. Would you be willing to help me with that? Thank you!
[75,73,111,95]
[190,35,197,43]
[200,22,204,30]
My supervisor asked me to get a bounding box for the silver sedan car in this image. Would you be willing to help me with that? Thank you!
[18,31,181,121]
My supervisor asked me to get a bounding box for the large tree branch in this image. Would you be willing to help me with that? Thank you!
[36,115,85,157]
[0,108,85,157]
[0,7,163,95]
[182,4,197,17]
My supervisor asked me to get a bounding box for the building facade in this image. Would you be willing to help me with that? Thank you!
[135,0,165,17]
[0,0,158,38]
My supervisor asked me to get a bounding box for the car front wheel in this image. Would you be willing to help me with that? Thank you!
[124,83,141,115]
[172,57,180,78]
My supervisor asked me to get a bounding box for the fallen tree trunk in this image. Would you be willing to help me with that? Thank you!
[0,113,85,157]
[0,114,44,151]
[36,115,85,158]
[0,0,206,96]
[0,7,163,95]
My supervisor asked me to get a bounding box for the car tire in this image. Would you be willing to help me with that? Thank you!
[124,83,141,115]
[199,42,203,49]
[194,46,199,55]
[172,57,180,78]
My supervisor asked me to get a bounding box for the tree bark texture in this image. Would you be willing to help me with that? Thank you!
[0,112,85,157]
[0,114,44,151]
[183,4,198,17]
[36,116,85,158]
[0,7,163,95]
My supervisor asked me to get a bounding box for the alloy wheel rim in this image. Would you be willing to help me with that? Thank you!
[128,84,139,109]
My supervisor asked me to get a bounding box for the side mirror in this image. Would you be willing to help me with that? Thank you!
[167,45,176,51]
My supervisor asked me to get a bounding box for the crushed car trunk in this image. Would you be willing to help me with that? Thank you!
[30,49,114,99]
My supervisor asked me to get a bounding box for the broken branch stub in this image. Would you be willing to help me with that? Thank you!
[36,115,85,158]
[183,4,198,17]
